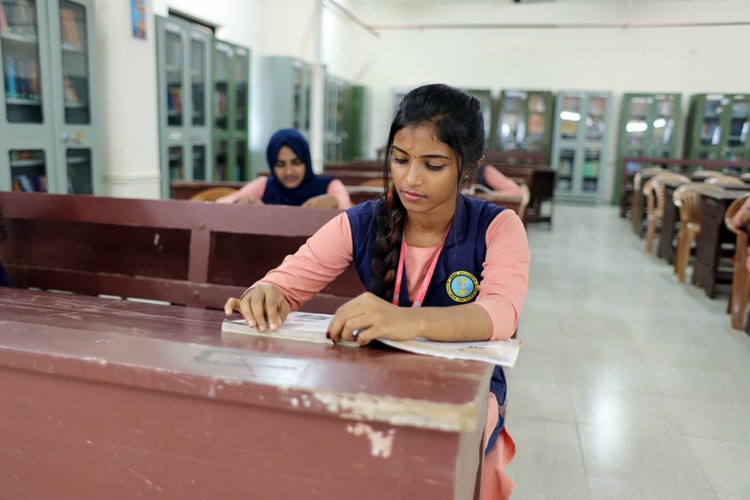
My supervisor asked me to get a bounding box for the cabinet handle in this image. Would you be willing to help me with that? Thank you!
[62,132,83,145]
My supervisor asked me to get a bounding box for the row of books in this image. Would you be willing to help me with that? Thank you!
[4,56,40,101]
[0,0,37,36]
[13,174,47,193]
[60,8,81,48]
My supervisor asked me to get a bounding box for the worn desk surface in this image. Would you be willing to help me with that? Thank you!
[0,288,490,499]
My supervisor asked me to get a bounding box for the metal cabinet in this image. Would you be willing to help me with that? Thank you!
[156,15,213,197]
[251,56,312,174]
[614,92,681,204]
[213,39,250,181]
[684,93,750,162]
[551,91,612,203]
[324,74,347,163]
[494,89,554,160]
[0,0,101,194]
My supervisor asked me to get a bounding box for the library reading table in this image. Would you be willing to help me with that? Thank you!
[0,288,490,499]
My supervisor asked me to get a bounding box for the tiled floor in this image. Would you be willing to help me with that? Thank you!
[505,204,750,500]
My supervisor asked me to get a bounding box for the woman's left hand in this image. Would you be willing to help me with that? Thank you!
[328,292,418,345]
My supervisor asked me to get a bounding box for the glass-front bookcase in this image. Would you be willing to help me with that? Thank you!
[212,39,250,182]
[493,89,554,159]
[684,93,750,162]
[464,88,493,149]
[551,91,612,203]
[0,0,101,194]
[156,15,213,197]
[324,74,348,163]
[614,92,681,205]
[251,56,311,174]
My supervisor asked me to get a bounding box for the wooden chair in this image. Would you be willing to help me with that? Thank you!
[739,172,750,184]
[631,167,665,234]
[690,170,719,181]
[643,172,690,253]
[672,184,722,283]
[724,194,750,330]
[189,187,238,202]
[517,182,531,222]
[705,174,745,187]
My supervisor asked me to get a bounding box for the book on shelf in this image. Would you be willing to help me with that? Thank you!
[63,75,79,104]
[221,312,522,368]
[60,8,81,48]
[0,2,8,32]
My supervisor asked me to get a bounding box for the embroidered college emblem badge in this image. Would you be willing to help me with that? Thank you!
[446,271,479,303]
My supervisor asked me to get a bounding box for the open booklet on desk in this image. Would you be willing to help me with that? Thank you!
[221,312,521,368]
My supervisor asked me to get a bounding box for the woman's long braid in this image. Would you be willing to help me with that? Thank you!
[370,186,406,301]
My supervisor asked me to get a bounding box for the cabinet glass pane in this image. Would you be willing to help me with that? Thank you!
[700,97,722,146]
[190,38,205,126]
[214,46,229,130]
[235,140,246,181]
[526,94,547,143]
[66,148,91,193]
[234,54,247,131]
[556,148,575,192]
[214,139,227,180]
[1,0,43,123]
[653,97,675,146]
[165,30,183,127]
[59,0,89,124]
[728,100,750,148]
[559,96,581,139]
[625,97,648,151]
[192,144,205,180]
[498,92,525,148]
[10,149,46,191]
[586,97,606,140]
[582,149,600,192]
[169,145,183,180]
[292,64,303,130]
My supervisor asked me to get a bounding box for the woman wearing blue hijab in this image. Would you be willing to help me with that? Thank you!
[217,129,353,208]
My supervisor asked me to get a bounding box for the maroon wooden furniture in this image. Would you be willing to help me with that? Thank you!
[691,188,748,298]
[620,157,750,219]
[0,288,490,499]
[0,192,363,313]
[171,180,246,200]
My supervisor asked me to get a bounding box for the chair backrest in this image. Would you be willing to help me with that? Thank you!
[189,187,238,202]
[673,183,720,226]
[725,193,750,235]
[643,172,690,216]
[633,167,666,193]
[705,174,745,187]
[739,172,750,183]
[517,183,531,221]
[690,170,720,181]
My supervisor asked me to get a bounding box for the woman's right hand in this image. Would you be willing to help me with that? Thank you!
[224,284,291,332]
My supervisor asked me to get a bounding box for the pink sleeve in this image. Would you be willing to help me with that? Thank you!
[484,166,524,198]
[246,213,354,310]
[215,177,267,204]
[327,179,354,209]
[474,209,530,340]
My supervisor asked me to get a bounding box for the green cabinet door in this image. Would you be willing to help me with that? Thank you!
[684,93,750,162]
[613,92,682,205]
[212,39,250,182]
[494,89,554,160]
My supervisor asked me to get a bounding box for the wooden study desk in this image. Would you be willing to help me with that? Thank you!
[692,188,748,298]
[0,288,490,499]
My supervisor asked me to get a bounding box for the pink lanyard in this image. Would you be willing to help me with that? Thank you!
[392,224,451,308]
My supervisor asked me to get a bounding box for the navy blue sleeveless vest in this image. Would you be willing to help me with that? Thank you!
[346,195,507,454]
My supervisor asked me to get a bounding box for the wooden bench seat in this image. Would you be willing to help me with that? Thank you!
[0,192,363,313]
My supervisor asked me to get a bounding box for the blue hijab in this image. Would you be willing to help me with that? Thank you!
[262,128,334,206]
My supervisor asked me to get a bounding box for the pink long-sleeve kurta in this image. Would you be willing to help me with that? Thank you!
[249,206,529,500]
[215,176,353,209]
[255,208,529,340]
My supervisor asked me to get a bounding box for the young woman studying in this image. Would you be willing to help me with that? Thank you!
[216,128,353,209]
[224,84,530,499]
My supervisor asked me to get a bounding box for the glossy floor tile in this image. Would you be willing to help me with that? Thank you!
[505,204,750,499]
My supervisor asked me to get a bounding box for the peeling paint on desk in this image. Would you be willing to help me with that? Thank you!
[312,391,477,432]
[346,422,396,458]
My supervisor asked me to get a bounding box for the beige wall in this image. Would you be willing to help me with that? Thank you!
[94,0,750,201]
